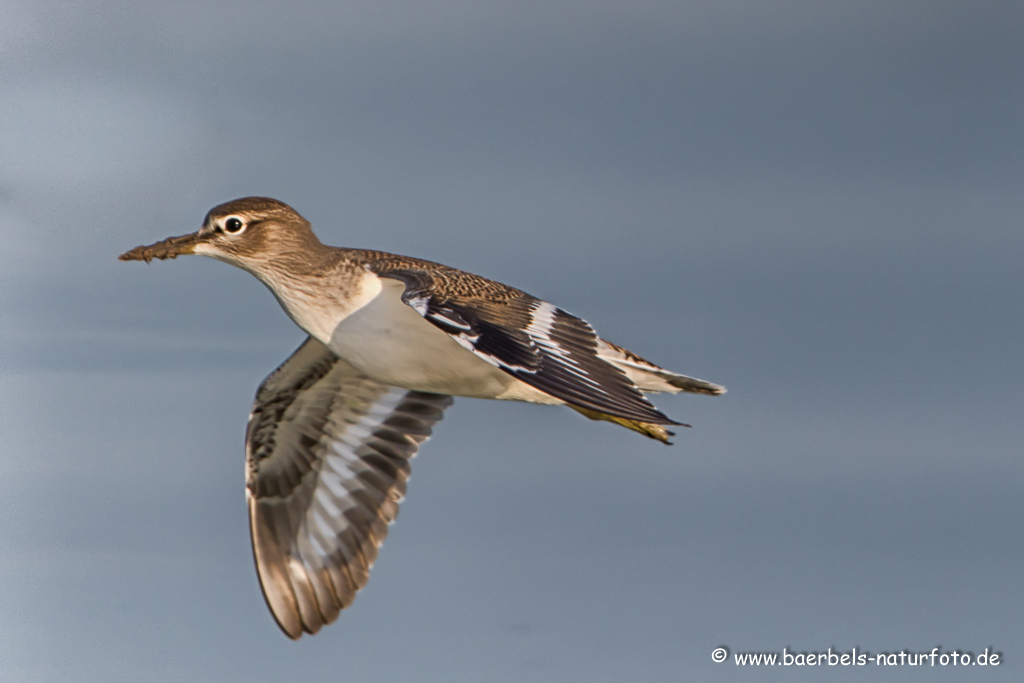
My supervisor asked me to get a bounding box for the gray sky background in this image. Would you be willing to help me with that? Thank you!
[2,1,1022,681]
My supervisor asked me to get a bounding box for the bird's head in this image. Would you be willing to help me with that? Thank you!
[119,197,323,271]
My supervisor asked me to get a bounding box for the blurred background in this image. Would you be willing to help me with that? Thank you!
[1,1,1021,681]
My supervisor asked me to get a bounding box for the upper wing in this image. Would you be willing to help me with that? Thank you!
[366,259,675,425]
[245,336,453,638]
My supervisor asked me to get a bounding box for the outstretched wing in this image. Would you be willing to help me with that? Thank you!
[367,259,675,426]
[246,336,453,638]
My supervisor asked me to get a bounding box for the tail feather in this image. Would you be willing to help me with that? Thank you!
[597,340,726,396]
[658,372,726,396]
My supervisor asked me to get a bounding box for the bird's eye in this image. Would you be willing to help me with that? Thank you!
[224,217,244,234]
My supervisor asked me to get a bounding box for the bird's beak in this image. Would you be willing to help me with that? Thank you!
[119,231,204,262]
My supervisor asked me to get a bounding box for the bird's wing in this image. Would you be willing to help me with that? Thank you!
[246,336,452,638]
[367,260,675,425]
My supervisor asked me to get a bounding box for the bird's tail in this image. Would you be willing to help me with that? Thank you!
[597,340,726,396]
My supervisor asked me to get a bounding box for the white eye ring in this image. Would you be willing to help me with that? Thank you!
[223,216,245,234]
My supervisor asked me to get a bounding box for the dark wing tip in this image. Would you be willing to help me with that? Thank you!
[519,303,677,424]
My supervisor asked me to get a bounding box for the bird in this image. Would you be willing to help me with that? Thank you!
[119,196,725,639]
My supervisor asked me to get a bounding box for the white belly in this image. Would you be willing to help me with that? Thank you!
[323,278,555,402]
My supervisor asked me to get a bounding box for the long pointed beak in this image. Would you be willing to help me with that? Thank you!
[119,232,203,262]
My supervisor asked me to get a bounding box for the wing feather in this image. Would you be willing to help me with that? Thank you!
[246,336,453,638]
[368,261,675,425]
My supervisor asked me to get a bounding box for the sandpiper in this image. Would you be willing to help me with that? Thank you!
[120,196,724,639]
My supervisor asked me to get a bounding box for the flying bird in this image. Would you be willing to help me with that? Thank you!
[120,196,724,638]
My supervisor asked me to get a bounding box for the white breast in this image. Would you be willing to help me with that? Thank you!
[324,278,520,398]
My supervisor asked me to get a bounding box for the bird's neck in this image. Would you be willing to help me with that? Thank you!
[248,250,378,345]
